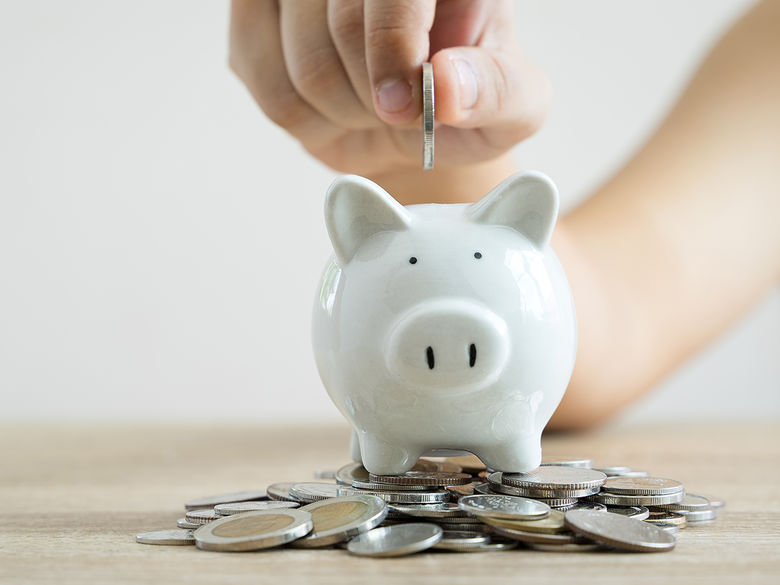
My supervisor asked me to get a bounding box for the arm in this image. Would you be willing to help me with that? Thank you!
[549,0,780,428]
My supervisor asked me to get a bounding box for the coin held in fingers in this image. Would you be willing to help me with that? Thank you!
[422,62,434,170]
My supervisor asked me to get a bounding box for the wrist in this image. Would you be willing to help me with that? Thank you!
[367,155,519,205]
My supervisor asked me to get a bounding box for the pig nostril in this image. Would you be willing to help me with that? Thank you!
[469,343,477,367]
[426,346,435,370]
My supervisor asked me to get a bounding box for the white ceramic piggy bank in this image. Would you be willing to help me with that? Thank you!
[312,171,576,475]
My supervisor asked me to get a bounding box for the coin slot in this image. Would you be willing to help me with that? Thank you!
[469,343,477,367]
[426,346,435,370]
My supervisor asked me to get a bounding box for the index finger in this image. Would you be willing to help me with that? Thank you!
[364,0,436,124]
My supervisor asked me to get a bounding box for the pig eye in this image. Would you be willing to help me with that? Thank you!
[474,252,483,259]
[409,257,418,265]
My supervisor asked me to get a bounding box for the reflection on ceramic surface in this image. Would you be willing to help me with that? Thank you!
[312,172,576,474]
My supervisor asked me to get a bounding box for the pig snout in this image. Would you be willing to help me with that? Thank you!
[385,299,510,392]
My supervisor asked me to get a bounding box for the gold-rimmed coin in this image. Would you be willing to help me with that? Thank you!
[478,509,567,534]
[564,509,676,553]
[292,495,387,548]
[136,529,195,546]
[194,509,313,552]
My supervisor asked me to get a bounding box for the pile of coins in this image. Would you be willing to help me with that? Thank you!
[136,455,723,556]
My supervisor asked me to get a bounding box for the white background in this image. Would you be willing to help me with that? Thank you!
[0,0,777,425]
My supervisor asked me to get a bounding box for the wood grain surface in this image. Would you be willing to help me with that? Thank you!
[1,422,778,584]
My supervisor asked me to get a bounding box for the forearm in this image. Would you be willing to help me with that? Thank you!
[550,0,780,429]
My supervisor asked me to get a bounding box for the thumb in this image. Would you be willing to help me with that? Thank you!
[364,0,436,124]
[431,46,552,139]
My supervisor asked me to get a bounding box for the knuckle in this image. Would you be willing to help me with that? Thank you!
[328,1,364,45]
[365,22,411,54]
[290,47,341,97]
[365,1,426,53]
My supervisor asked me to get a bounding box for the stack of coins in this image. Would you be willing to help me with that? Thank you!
[136,455,723,556]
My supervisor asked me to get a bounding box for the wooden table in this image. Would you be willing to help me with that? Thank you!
[1,422,778,584]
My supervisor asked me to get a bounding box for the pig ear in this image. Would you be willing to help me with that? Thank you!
[466,171,559,248]
[325,175,411,264]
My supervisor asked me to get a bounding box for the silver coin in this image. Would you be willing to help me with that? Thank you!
[335,462,370,486]
[289,482,341,503]
[487,479,583,503]
[529,497,580,509]
[497,485,598,499]
[433,531,490,551]
[352,479,429,491]
[389,502,466,519]
[569,502,607,512]
[136,529,195,546]
[490,472,599,498]
[606,506,650,520]
[378,518,414,526]
[646,510,687,527]
[650,522,680,534]
[369,471,472,486]
[478,508,567,534]
[541,456,593,468]
[564,509,676,553]
[434,515,484,525]
[675,508,717,523]
[340,460,445,487]
[591,490,685,507]
[458,494,551,520]
[657,493,712,511]
[266,482,297,502]
[592,466,632,476]
[215,500,300,516]
[476,539,519,552]
[488,525,584,545]
[292,495,388,548]
[177,517,200,530]
[338,485,450,504]
[473,483,495,495]
[697,493,725,508]
[421,62,434,170]
[602,476,683,495]
[185,489,268,510]
[347,523,443,557]
[184,508,220,525]
[194,509,313,552]
[498,468,606,490]
[528,542,602,552]
[433,522,490,533]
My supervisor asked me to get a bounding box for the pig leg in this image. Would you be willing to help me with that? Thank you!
[358,432,421,475]
[350,430,362,463]
[475,435,542,473]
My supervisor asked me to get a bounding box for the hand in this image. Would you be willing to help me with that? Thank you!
[230,0,551,179]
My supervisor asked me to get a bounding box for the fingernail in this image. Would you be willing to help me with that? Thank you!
[376,78,412,113]
[453,58,478,110]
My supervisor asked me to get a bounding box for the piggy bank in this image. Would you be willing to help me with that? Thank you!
[311,171,576,474]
